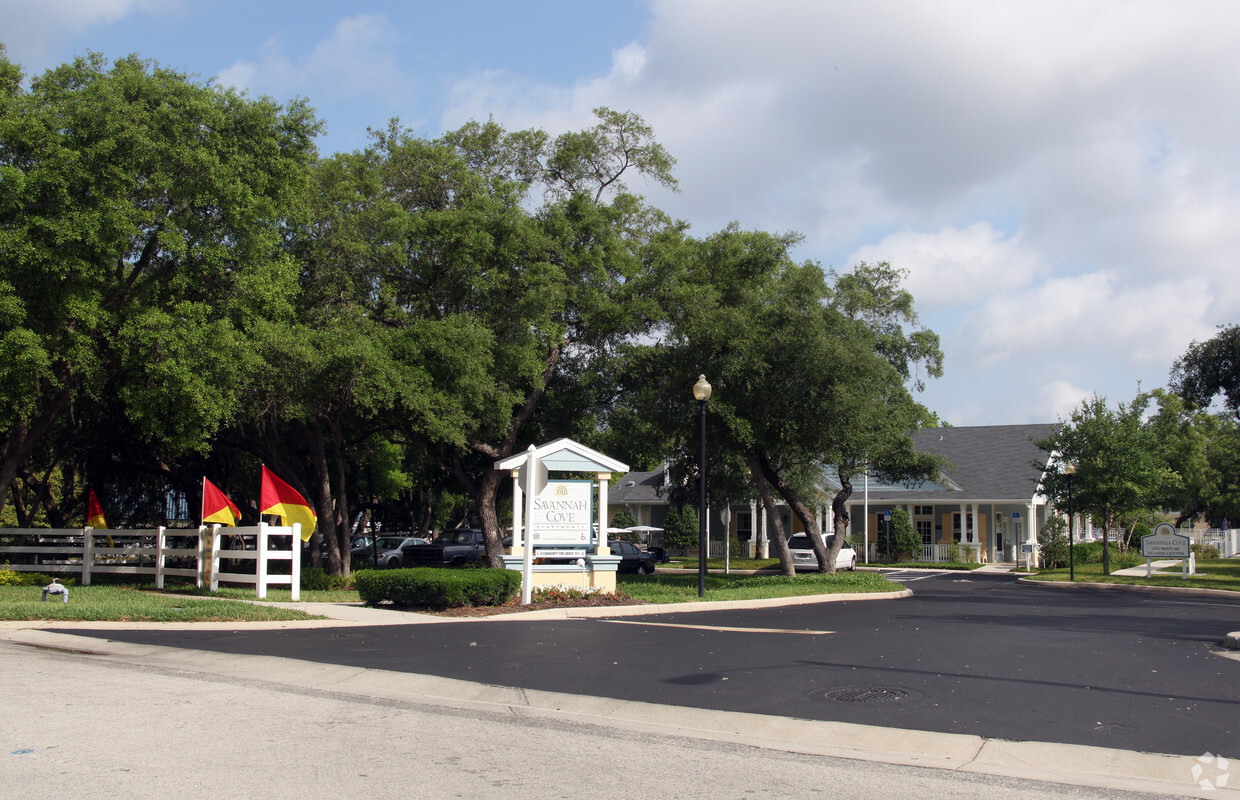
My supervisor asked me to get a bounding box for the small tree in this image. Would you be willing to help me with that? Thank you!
[1038,516,1069,570]
[610,508,639,543]
[889,508,921,561]
[663,505,699,554]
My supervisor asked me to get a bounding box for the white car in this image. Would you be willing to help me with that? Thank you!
[788,533,857,571]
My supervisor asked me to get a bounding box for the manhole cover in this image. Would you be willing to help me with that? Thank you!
[819,687,909,703]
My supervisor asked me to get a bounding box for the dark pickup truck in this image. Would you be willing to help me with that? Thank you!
[404,528,486,567]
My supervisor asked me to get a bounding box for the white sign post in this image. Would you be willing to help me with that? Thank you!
[520,446,546,604]
[1141,522,1192,578]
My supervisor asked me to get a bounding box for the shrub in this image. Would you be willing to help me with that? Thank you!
[663,506,699,552]
[0,564,73,587]
[1193,542,1220,560]
[355,567,521,609]
[888,508,920,561]
[1038,517,1069,569]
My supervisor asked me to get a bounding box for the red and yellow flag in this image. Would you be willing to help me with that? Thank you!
[260,466,316,541]
[87,488,108,530]
[202,477,241,527]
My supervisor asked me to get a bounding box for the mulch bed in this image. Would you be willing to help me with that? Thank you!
[431,593,647,617]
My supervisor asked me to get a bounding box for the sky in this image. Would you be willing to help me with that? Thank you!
[4,0,1239,427]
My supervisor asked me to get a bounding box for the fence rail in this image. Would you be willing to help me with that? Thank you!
[0,523,300,598]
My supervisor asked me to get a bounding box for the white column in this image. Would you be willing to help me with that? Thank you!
[82,527,94,586]
[256,522,269,600]
[1026,501,1037,569]
[597,473,610,554]
[759,503,769,558]
[510,470,523,553]
[290,523,301,602]
[155,526,167,589]
[210,525,222,592]
[196,525,208,589]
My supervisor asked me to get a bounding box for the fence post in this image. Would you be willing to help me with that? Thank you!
[209,525,221,593]
[256,522,269,599]
[155,526,167,589]
[195,523,208,585]
[290,523,301,602]
[82,527,94,586]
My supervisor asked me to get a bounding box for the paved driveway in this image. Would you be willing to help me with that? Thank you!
[47,571,1240,759]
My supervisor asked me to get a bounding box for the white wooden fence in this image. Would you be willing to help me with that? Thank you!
[0,523,300,599]
[210,523,301,600]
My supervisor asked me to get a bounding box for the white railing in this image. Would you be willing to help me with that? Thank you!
[0,523,300,599]
[866,543,983,563]
[209,523,301,600]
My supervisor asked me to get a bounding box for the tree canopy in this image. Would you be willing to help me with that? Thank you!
[3,50,955,583]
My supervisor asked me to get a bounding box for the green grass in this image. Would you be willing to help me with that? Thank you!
[878,560,985,570]
[172,585,363,604]
[0,583,325,622]
[663,557,781,570]
[618,569,898,603]
[1027,559,1240,592]
[664,556,983,571]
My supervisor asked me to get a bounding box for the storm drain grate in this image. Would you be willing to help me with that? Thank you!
[819,687,909,703]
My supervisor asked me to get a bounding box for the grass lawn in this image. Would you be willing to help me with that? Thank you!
[0,582,325,622]
[618,569,898,603]
[663,556,983,571]
[174,585,364,604]
[1027,559,1240,592]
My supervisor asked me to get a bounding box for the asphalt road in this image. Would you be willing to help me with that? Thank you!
[3,639,1171,800]
[59,571,1240,758]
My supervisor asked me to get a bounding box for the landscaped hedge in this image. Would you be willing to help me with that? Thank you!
[355,567,521,609]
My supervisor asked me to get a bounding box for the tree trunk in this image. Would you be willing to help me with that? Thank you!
[329,420,352,577]
[831,472,855,555]
[476,466,505,568]
[306,422,342,575]
[756,452,836,573]
[748,455,794,575]
[0,387,72,516]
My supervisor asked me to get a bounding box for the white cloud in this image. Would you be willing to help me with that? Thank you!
[0,0,175,68]
[956,272,1215,369]
[217,15,409,108]
[848,224,1046,311]
[1041,380,1095,422]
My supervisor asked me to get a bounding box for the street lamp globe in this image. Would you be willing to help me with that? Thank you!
[693,375,712,402]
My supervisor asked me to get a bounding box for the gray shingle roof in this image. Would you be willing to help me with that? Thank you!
[866,424,1058,503]
[609,467,668,504]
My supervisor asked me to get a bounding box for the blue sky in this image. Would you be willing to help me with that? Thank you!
[5,0,1240,426]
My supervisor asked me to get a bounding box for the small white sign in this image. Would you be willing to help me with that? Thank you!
[1141,523,1191,558]
[535,549,585,558]
[529,481,593,545]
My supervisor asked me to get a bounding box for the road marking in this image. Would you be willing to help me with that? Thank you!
[597,620,833,635]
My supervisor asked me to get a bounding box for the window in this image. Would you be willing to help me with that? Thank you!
[952,512,974,540]
[916,520,933,544]
[914,505,933,516]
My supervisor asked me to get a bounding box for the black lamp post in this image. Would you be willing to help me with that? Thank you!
[1065,464,1076,581]
[693,375,712,598]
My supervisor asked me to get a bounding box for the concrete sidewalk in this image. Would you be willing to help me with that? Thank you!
[1112,559,1182,576]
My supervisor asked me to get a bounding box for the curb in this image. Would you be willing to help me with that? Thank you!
[470,587,913,621]
[1017,576,1240,599]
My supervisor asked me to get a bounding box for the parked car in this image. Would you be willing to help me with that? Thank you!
[361,536,428,569]
[404,528,487,567]
[788,533,857,571]
[608,539,657,575]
